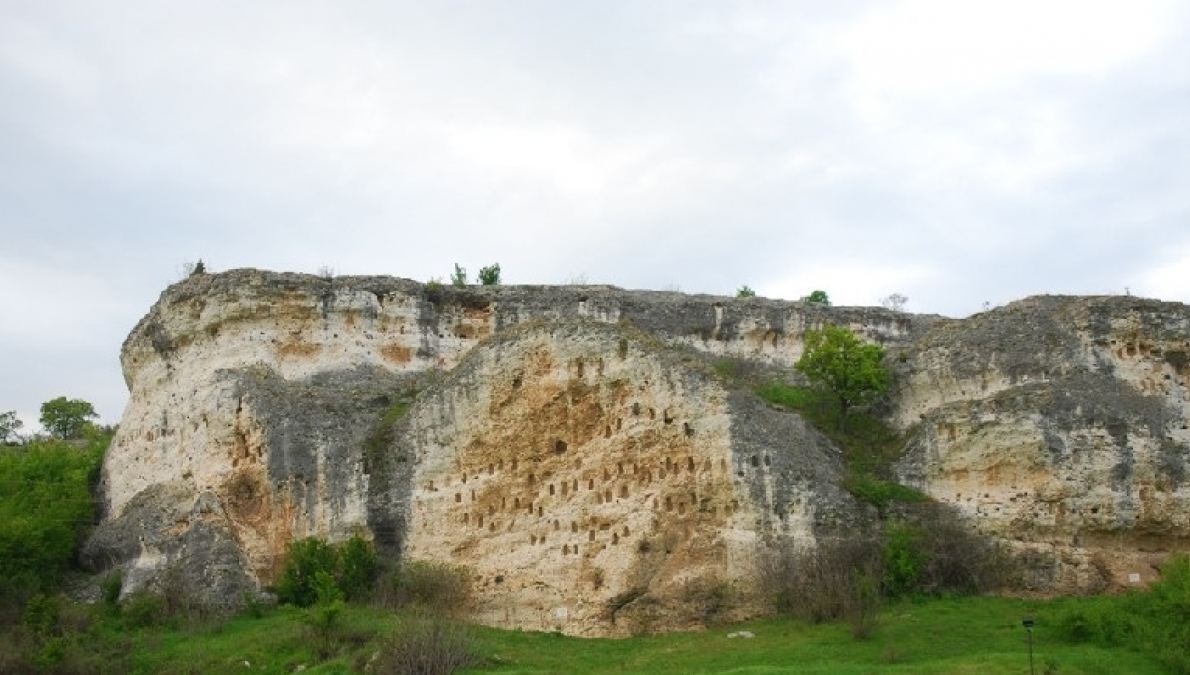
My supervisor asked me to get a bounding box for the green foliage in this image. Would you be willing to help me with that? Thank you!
[736,285,756,298]
[450,263,467,287]
[882,522,926,597]
[0,594,1175,674]
[1057,554,1190,674]
[478,263,501,286]
[305,570,347,658]
[122,591,167,628]
[846,473,929,509]
[276,535,380,608]
[22,593,61,635]
[339,535,380,601]
[363,392,418,493]
[795,324,890,422]
[38,397,99,439]
[755,381,827,413]
[755,381,921,508]
[0,434,107,602]
[100,574,122,609]
[848,572,881,639]
[277,538,339,608]
[0,410,22,443]
[803,289,831,305]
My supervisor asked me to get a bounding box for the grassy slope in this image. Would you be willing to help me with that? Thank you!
[113,597,1163,675]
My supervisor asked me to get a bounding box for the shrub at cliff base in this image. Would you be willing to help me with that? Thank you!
[275,536,477,671]
[0,433,108,613]
[276,535,379,607]
[1058,553,1190,674]
[373,560,473,615]
[373,611,478,675]
[762,504,1014,640]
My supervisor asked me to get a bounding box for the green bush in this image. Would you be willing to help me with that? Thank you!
[338,535,378,601]
[1056,554,1190,674]
[276,534,380,608]
[477,263,501,286]
[881,522,925,597]
[277,538,340,607]
[121,591,166,628]
[0,435,107,604]
[846,474,928,509]
[100,575,121,611]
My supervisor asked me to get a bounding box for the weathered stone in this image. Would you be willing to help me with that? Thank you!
[86,271,1190,633]
[893,295,1190,590]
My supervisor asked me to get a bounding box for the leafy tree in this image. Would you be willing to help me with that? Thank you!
[477,263,501,286]
[39,397,98,439]
[803,290,830,306]
[1,410,22,443]
[736,285,756,298]
[795,325,889,424]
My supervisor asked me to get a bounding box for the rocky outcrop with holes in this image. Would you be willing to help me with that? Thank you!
[893,295,1190,592]
[84,269,1190,634]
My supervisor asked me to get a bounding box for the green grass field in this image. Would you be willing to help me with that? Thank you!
[97,595,1163,675]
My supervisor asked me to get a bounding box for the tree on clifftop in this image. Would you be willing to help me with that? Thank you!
[39,397,98,439]
[802,290,830,306]
[478,263,501,286]
[795,325,889,426]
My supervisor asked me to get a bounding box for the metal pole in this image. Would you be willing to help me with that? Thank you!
[1028,627,1034,675]
[1022,616,1035,675]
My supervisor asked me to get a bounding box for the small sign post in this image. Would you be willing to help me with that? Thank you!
[1022,616,1035,675]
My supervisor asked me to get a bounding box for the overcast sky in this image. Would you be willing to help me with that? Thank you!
[2,1,1188,430]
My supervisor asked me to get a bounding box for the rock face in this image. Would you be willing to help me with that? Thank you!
[893,295,1190,591]
[85,270,1190,634]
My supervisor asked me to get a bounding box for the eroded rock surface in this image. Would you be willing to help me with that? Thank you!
[86,270,1189,633]
[894,296,1190,591]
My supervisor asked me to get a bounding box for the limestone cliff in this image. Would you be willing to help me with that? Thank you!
[893,295,1190,591]
[84,270,1190,635]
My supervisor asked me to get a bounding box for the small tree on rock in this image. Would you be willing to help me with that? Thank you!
[450,264,468,287]
[737,285,756,298]
[478,263,501,286]
[880,293,908,312]
[795,325,889,426]
[39,397,98,439]
[803,290,831,306]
